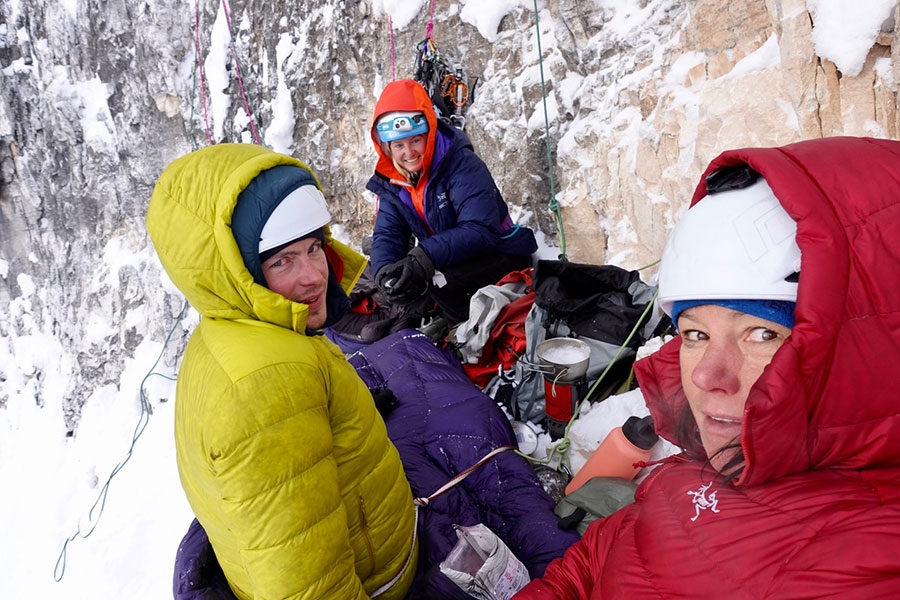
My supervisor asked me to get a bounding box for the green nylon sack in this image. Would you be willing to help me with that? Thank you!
[554,476,638,536]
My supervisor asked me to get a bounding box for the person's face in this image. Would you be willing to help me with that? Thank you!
[261,236,330,329]
[678,304,791,470]
[388,134,427,173]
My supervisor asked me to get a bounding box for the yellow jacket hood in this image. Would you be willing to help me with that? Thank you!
[146,143,366,333]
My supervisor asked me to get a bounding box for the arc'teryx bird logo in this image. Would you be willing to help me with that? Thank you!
[687,481,720,522]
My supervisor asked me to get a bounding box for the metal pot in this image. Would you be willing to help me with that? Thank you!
[535,338,591,382]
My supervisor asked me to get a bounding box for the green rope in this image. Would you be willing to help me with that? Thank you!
[637,258,660,272]
[54,299,190,582]
[532,0,567,260]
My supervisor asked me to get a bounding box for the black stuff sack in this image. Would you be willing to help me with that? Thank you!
[533,260,656,348]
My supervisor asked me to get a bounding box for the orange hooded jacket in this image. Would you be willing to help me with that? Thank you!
[370,79,440,224]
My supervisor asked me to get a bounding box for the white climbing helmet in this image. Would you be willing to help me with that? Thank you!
[259,185,331,253]
[657,178,801,316]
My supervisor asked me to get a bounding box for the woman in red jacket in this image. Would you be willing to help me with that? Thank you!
[515,137,900,599]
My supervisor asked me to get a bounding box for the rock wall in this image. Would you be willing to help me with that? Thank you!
[550,0,898,267]
[0,0,897,426]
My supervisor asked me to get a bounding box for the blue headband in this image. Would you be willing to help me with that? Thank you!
[671,299,795,331]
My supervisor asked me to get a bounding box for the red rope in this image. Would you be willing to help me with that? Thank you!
[221,0,261,145]
[389,15,396,81]
[193,0,214,145]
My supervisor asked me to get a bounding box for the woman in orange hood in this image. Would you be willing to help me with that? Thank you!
[366,79,537,325]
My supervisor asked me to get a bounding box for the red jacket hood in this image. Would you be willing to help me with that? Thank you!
[635,136,900,487]
[370,79,439,182]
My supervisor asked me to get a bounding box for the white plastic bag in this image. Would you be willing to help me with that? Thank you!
[439,523,530,600]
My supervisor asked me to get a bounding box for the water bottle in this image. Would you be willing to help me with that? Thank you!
[565,415,658,495]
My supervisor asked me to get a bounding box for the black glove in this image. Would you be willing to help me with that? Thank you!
[369,387,399,418]
[376,246,434,305]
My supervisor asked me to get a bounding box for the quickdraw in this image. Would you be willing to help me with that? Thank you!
[441,70,468,107]
[413,37,477,130]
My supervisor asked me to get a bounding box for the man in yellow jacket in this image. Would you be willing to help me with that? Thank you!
[147,144,418,600]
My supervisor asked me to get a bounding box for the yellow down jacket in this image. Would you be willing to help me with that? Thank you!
[147,144,418,600]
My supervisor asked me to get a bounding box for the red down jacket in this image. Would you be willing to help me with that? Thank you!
[514,137,900,599]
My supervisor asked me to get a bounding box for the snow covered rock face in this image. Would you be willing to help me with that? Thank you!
[0,0,897,428]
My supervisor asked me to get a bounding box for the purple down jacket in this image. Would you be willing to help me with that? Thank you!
[174,330,577,599]
[345,331,579,588]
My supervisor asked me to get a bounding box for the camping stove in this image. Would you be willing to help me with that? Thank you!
[535,337,592,440]
[544,375,588,440]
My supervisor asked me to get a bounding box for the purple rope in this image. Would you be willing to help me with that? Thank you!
[221,0,261,145]
[194,0,214,145]
[426,0,434,39]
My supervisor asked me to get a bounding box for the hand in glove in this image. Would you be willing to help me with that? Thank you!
[375,246,434,305]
